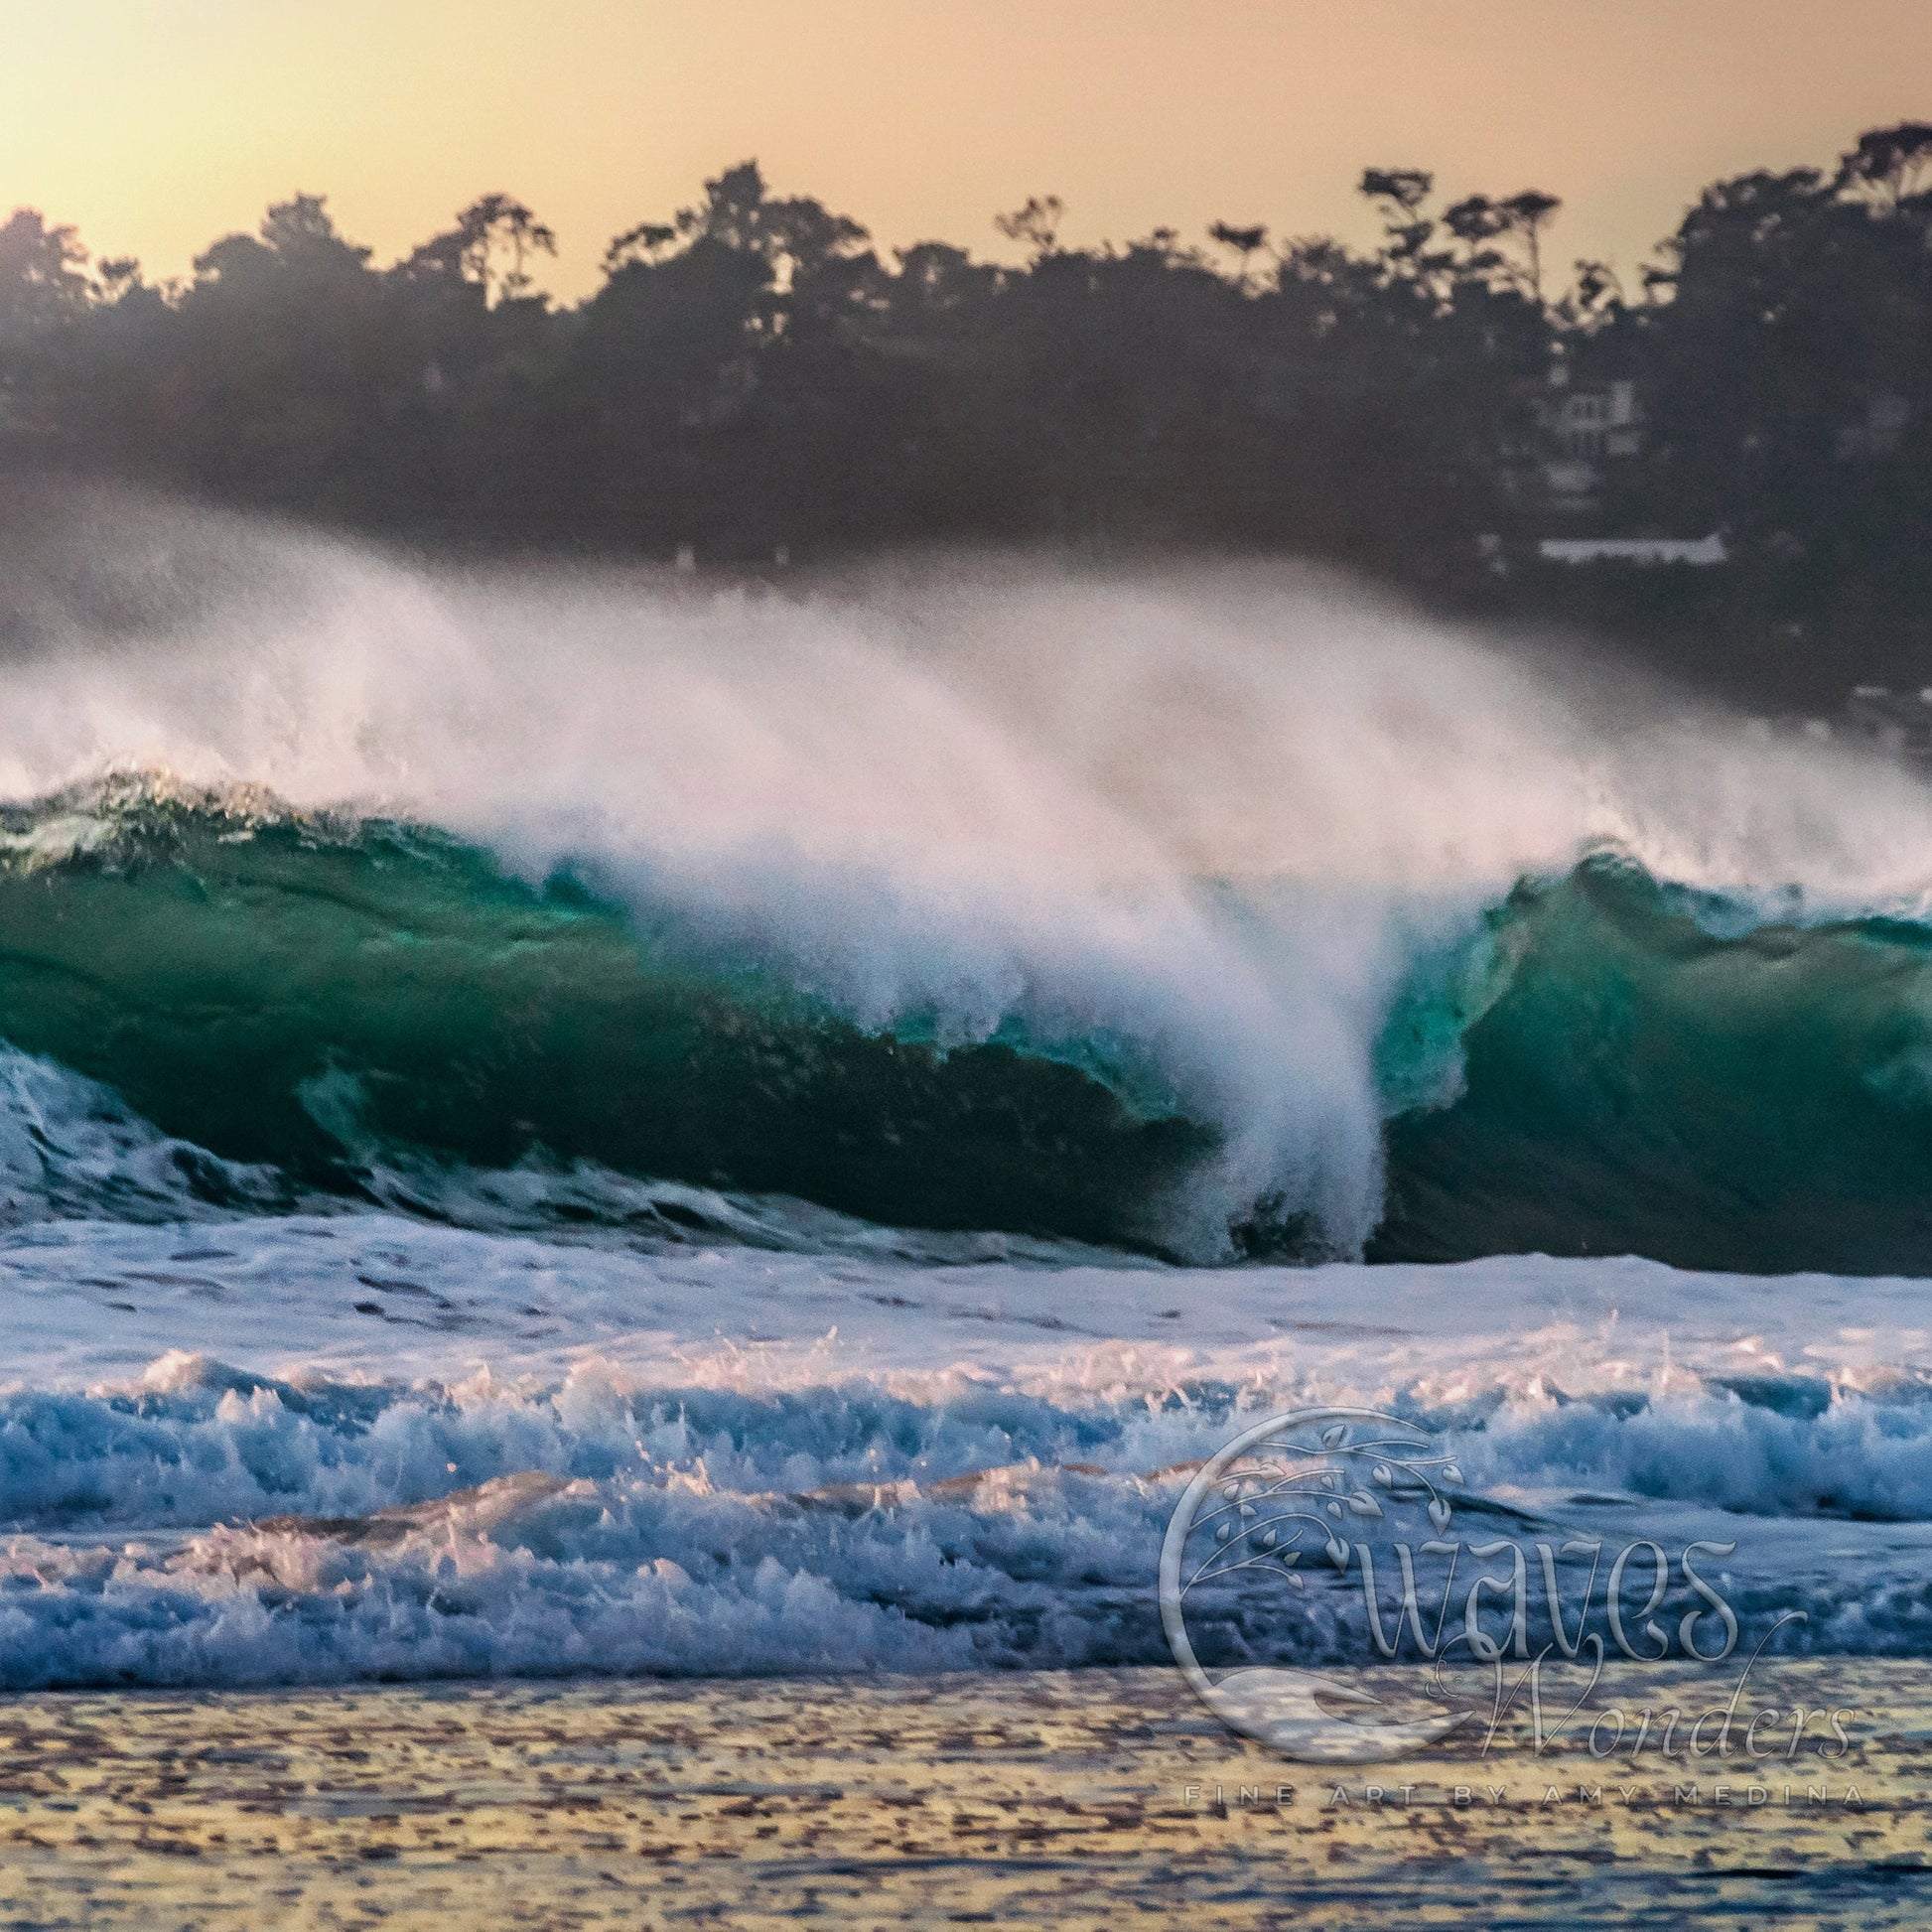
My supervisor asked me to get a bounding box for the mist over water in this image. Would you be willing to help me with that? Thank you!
[13,494,1930,895]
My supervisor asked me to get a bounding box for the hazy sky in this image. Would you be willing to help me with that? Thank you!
[4,1,1927,299]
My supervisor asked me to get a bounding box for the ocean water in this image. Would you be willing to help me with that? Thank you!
[6,499,1932,1689]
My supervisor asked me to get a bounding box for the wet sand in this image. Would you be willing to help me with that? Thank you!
[1,1662,1928,1928]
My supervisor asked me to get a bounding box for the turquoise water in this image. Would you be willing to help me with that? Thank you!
[8,787,1932,1274]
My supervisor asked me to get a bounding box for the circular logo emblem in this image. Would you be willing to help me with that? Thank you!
[1160,1405,1473,1761]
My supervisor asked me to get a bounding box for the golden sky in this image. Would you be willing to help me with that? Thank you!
[2,0,1927,299]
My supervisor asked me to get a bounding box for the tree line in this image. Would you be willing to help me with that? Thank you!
[3,126,1931,702]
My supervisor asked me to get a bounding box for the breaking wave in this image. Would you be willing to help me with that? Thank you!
[5,779,1932,1271]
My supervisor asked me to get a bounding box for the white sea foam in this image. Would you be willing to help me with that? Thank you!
[0,1047,286,1225]
[0,1197,1930,1685]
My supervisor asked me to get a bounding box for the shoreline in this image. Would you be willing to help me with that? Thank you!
[3,1662,1929,1926]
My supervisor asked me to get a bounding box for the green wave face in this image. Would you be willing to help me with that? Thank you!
[1374,855,1932,1274]
[0,788,1209,1250]
[13,792,1932,1272]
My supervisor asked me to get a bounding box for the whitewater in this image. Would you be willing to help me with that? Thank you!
[7,493,1932,1688]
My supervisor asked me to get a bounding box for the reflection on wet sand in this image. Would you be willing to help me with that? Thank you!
[0,1663,1926,1927]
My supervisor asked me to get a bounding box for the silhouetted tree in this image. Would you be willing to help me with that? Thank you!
[0,211,95,351]
[993,196,1063,260]
[1358,168,1440,284]
[1836,122,1932,210]
[1207,221,1269,285]
[402,194,556,304]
